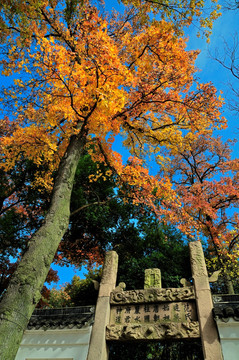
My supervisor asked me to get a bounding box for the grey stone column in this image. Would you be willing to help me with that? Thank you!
[189,241,223,360]
[87,251,118,360]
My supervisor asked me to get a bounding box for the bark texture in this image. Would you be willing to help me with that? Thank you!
[0,135,85,360]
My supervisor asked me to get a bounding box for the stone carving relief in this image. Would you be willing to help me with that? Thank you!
[100,251,118,284]
[106,322,200,341]
[189,242,208,278]
[110,301,197,325]
[144,268,162,288]
[110,287,195,305]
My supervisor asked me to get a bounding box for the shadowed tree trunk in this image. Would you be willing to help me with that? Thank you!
[0,134,85,360]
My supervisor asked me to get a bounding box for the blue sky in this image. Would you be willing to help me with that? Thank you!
[186,5,239,156]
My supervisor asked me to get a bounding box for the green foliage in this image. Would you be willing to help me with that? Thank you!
[56,150,193,284]
[109,341,203,360]
[0,158,51,258]
[48,269,101,307]
[64,0,82,28]
[0,209,25,258]
[110,216,192,289]
[57,152,119,266]
[0,158,53,300]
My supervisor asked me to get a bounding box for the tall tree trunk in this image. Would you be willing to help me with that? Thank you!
[0,135,85,360]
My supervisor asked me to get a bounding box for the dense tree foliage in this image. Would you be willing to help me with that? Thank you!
[160,133,239,293]
[109,341,203,360]
[48,223,192,308]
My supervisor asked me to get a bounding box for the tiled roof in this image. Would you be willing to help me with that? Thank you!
[27,305,95,330]
[213,295,239,322]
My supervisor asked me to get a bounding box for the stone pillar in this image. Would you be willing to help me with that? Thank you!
[189,241,223,360]
[144,268,161,288]
[87,251,118,360]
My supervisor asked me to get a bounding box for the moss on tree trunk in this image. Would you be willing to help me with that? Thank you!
[0,135,85,360]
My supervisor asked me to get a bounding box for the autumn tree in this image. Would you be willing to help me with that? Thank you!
[0,1,226,358]
[160,134,239,293]
[125,0,221,40]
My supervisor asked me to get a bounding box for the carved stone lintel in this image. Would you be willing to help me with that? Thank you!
[110,287,195,304]
[106,322,200,341]
[110,301,197,325]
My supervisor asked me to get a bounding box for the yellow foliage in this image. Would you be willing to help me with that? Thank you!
[0,2,225,223]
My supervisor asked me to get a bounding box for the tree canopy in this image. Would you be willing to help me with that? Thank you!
[160,133,239,292]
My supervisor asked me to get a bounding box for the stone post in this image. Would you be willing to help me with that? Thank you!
[87,251,118,360]
[189,241,223,360]
[144,268,161,288]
